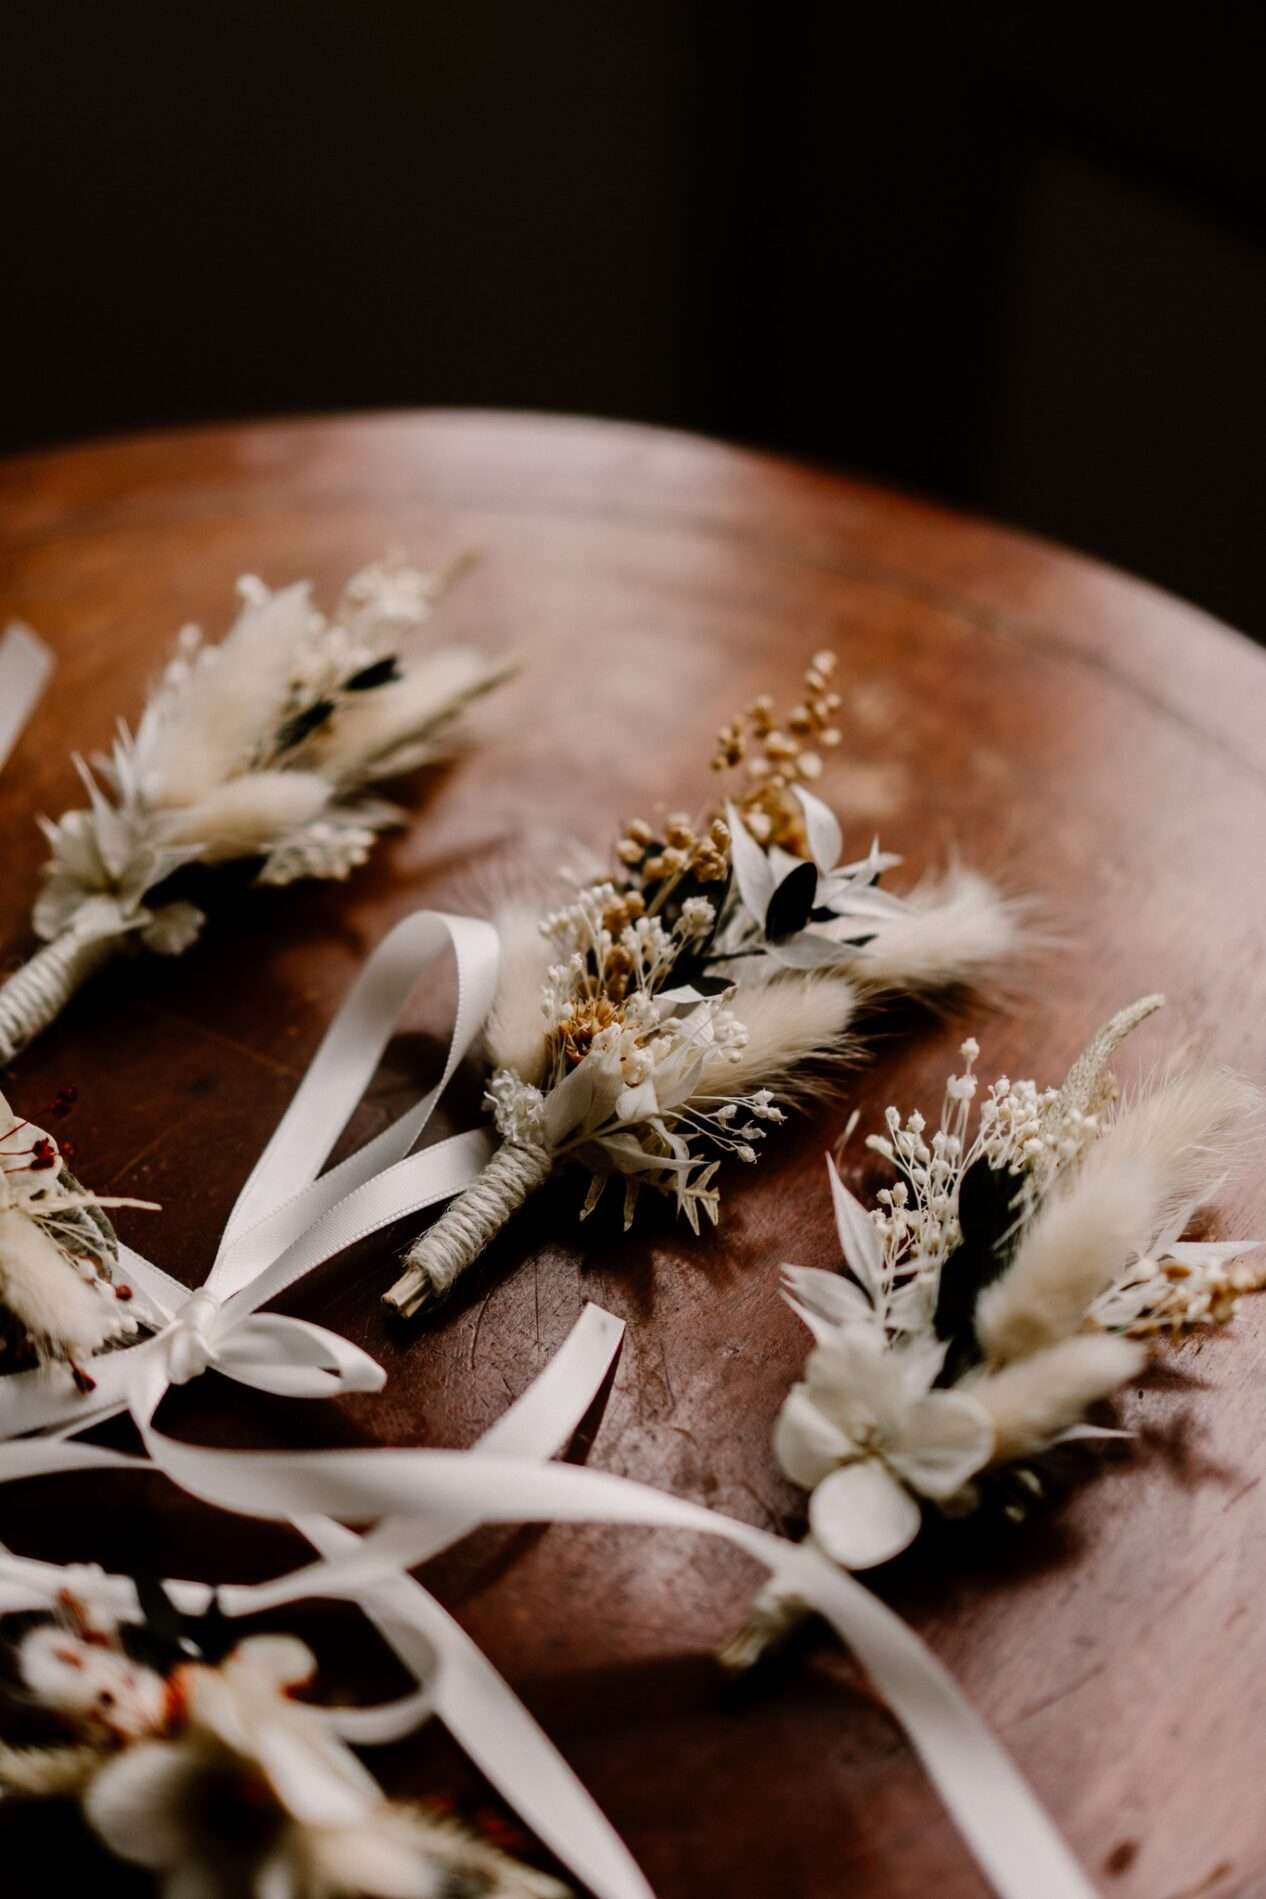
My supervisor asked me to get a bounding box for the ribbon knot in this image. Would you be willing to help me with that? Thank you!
[165,1290,223,1386]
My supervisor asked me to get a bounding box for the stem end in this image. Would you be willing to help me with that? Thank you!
[383,1263,445,1321]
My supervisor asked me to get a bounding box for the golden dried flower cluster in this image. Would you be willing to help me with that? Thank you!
[711,651,843,850]
[554,993,624,1066]
[1122,1254,1266,1337]
[616,813,731,888]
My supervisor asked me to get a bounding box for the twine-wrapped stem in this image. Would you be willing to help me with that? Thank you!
[0,931,120,1065]
[385,1136,554,1319]
[716,1540,820,1675]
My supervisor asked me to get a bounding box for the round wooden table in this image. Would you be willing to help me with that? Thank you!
[3,412,1265,1899]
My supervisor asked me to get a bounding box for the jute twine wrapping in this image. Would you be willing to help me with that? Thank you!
[716,1538,821,1675]
[385,1136,554,1318]
[0,932,119,1065]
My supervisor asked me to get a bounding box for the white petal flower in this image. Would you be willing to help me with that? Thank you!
[772,1382,855,1489]
[809,1459,923,1568]
[142,902,206,956]
[884,1389,996,1500]
[774,1325,993,1567]
[85,1738,213,1873]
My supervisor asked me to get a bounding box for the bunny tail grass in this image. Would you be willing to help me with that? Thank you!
[385,1137,554,1318]
[0,1739,104,1797]
[0,930,119,1064]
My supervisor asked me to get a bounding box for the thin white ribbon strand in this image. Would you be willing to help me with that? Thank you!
[0,624,54,773]
[208,1451,1097,1899]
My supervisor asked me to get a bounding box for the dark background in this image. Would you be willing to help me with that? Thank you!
[6,6,1266,634]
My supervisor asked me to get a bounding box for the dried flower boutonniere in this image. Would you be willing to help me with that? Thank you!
[722,994,1265,1670]
[0,555,511,1064]
[387,653,1022,1317]
[0,1089,157,1391]
[1,1592,566,1898]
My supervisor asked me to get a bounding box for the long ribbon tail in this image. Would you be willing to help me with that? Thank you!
[0,931,118,1064]
[386,1137,553,1318]
[190,1452,1096,1899]
[292,1518,653,1899]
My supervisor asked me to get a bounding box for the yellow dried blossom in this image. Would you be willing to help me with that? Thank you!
[553,995,624,1067]
[691,848,728,883]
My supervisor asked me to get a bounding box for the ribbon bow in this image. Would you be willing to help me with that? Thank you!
[158,1288,383,1399]
[0,907,500,1447]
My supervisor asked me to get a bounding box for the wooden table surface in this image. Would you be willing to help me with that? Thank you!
[3,411,1266,1899]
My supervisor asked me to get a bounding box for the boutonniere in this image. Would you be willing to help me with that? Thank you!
[0,1089,157,1390]
[724,995,1264,1669]
[387,653,1021,1317]
[1,1591,566,1899]
[0,556,511,1064]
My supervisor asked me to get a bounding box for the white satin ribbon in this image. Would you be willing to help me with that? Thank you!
[0,907,1099,1897]
[0,624,54,773]
[0,907,501,1443]
[215,1454,1098,1899]
[0,1302,651,1899]
[0,1407,1097,1897]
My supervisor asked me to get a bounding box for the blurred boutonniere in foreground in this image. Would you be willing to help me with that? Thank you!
[1,1592,566,1899]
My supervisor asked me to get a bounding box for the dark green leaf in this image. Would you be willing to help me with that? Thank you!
[932,1158,1025,1378]
[343,655,402,692]
[666,958,733,996]
[764,860,818,940]
[958,1156,1023,1250]
[276,698,335,750]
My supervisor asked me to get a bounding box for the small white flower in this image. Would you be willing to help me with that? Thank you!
[774,1326,994,1568]
[676,896,716,940]
[141,901,206,956]
[487,1070,549,1147]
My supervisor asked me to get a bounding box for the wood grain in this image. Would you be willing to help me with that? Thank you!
[2,412,1266,1899]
